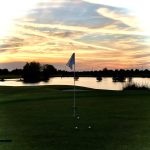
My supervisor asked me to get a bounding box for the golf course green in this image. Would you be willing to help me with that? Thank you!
[0,85,150,150]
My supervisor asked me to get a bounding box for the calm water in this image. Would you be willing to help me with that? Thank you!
[0,77,150,90]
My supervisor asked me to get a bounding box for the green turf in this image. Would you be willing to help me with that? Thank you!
[0,85,150,150]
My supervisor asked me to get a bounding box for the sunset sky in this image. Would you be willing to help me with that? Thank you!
[0,0,150,70]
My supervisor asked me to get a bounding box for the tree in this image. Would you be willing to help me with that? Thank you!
[11,69,22,75]
[0,69,9,75]
[42,64,57,80]
[23,62,41,82]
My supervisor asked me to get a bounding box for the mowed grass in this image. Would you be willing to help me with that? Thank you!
[0,85,150,150]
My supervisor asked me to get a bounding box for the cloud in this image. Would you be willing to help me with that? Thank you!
[35,0,69,9]
[17,21,148,37]
[15,24,117,51]
[82,0,149,10]
[97,7,138,28]
[132,53,150,59]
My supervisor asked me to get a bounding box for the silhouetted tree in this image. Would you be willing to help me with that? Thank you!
[11,69,22,75]
[143,69,150,77]
[0,69,9,75]
[23,62,41,83]
[42,64,57,80]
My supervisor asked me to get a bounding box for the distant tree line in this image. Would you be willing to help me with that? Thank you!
[0,68,22,76]
[59,68,150,78]
[0,62,150,83]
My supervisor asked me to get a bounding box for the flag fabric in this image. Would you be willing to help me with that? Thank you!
[66,53,75,70]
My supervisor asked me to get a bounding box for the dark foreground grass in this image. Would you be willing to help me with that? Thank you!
[0,85,150,150]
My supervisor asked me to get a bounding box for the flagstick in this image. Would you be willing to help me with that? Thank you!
[73,63,76,117]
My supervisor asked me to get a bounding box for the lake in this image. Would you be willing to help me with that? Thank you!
[0,77,150,90]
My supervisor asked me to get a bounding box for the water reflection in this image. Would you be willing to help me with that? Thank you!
[0,77,150,91]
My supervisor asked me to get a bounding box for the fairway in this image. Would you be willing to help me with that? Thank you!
[0,85,150,150]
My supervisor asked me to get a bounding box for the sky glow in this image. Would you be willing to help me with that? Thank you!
[0,0,150,70]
